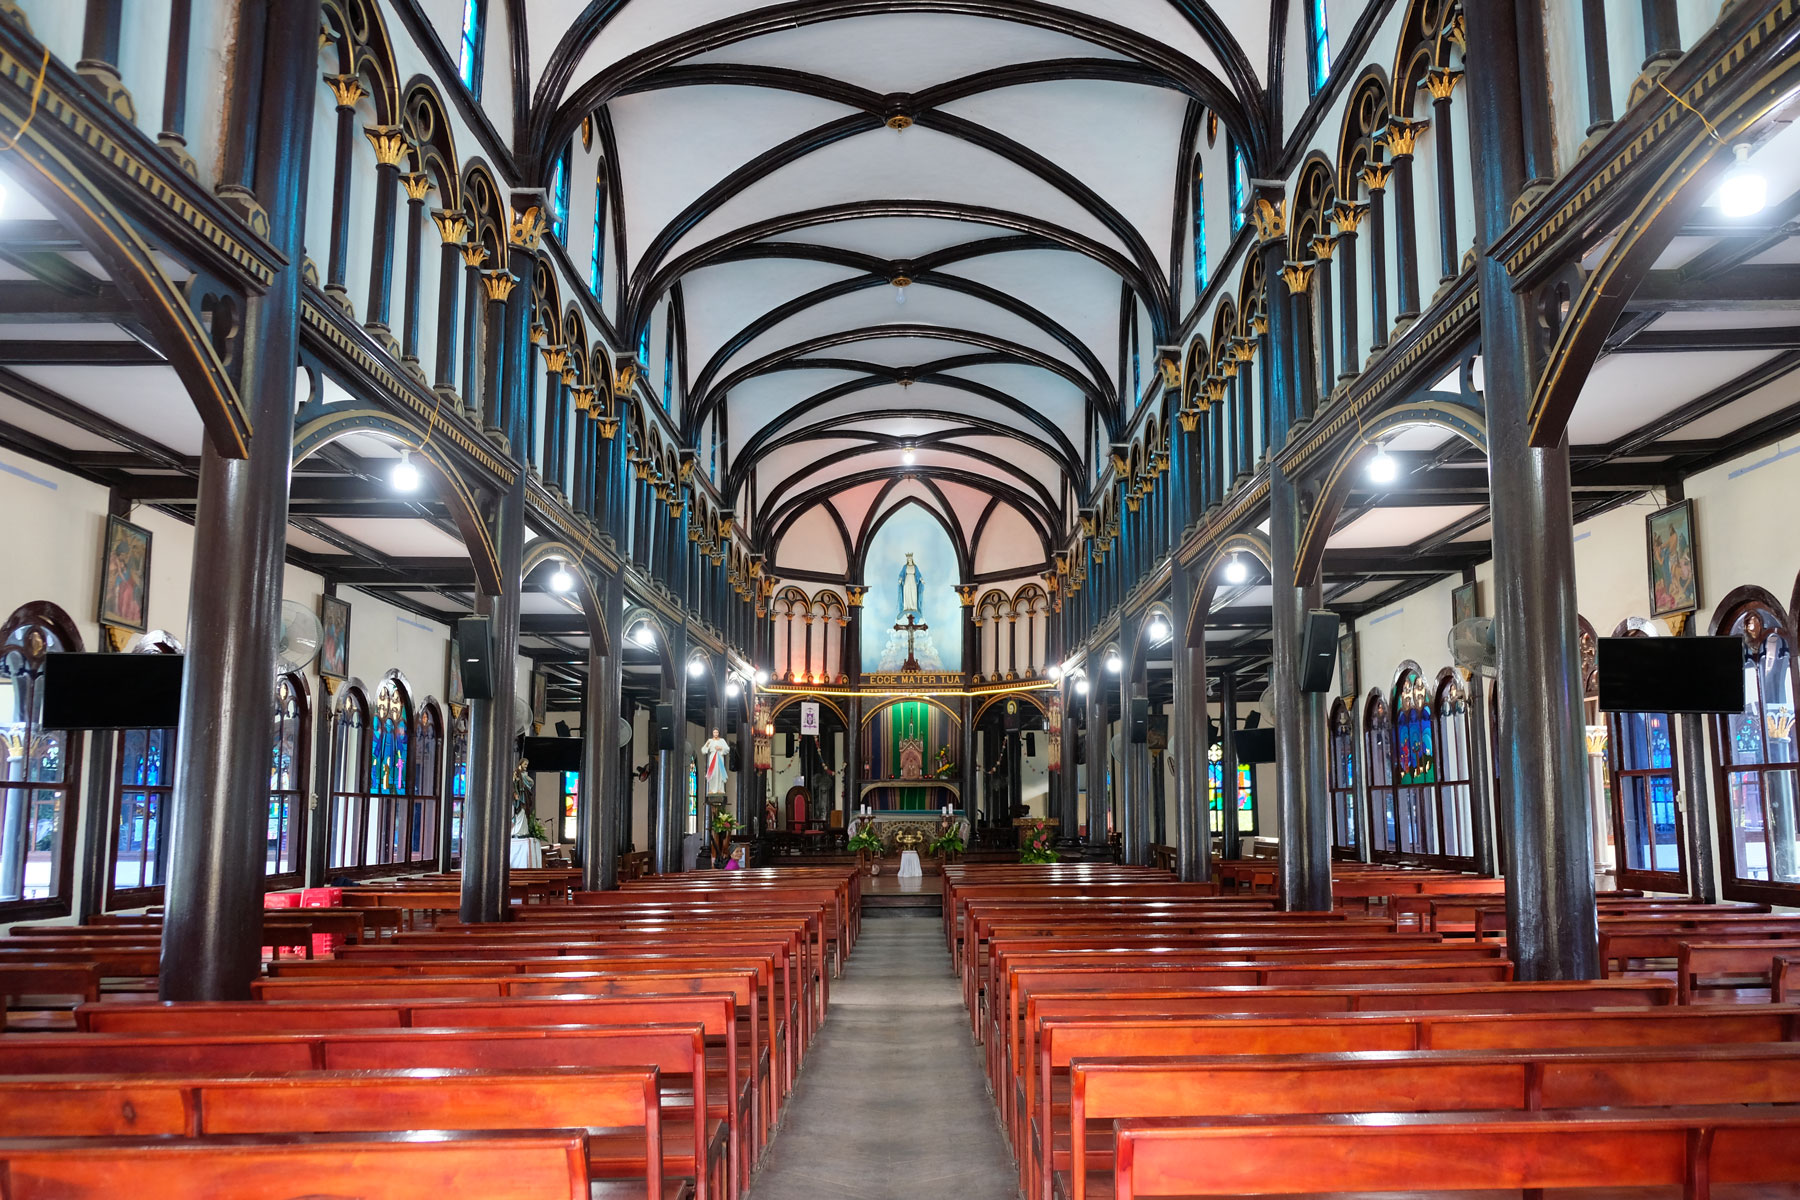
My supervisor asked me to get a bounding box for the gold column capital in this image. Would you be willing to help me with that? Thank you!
[1332,200,1368,233]
[481,270,517,303]
[325,73,365,110]
[1279,259,1316,294]
[400,172,432,203]
[509,205,546,251]
[363,124,410,168]
[433,210,470,244]
[1425,67,1463,101]
[1360,162,1392,192]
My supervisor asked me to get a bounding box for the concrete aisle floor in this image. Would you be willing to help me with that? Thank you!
[746,913,1017,1200]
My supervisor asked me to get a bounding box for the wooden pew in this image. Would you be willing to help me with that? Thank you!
[1677,938,1800,1002]
[1057,1041,1800,1200]
[0,1130,594,1200]
[0,1068,677,1200]
[1109,1107,1800,1200]
[1598,915,1800,975]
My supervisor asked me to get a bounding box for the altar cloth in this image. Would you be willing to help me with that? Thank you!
[898,850,922,879]
[509,837,543,868]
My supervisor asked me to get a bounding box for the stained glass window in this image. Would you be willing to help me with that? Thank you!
[1329,697,1357,850]
[327,687,368,869]
[549,147,570,243]
[1393,670,1436,853]
[1192,156,1208,294]
[1228,138,1249,234]
[458,0,485,100]
[412,705,441,862]
[1206,741,1255,834]
[1306,0,1332,94]
[111,727,173,895]
[589,177,606,297]
[448,710,469,866]
[368,677,411,865]
[1611,704,1682,881]
[1363,691,1395,852]
[1712,602,1800,896]
[268,674,306,876]
[1435,674,1474,859]
[562,772,579,842]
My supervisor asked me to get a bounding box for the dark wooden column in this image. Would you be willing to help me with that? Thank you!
[459,245,485,415]
[1333,203,1365,380]
[158,0,195,169]
[361,126,405,337]
[1385,118,1427,325]
[1582,0,1615,134]
[430,211,466,397]
[479,271,512,432]
[582,568,624,890]
[1266,235,1332,912]
[1427,70,1464,284]
[1464,0,1599,979]
[958,585,979,822]
[1309,234,1337,393]
[1083,652,1110,852]
[1279,259,1314,433]
[1362,161,1391,350]
[322,74,363,304]
[161,0,319,1001]
[1231,339,1256,479]
[459,205,538,924]
[653,626,688,875]
[399,173,429,365]
[1171,559,1210,881]
[1641,0,1682,70]
[1119,611,1148,866]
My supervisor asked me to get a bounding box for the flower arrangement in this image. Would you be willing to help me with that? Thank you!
[1018,818,1059,864]
[933,746,957,778]
[707,807,740,867]
[710,808,740,836]
[845,817,884,855]
[927,816,965,858]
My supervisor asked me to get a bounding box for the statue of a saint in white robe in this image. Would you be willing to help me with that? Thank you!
[701,728,731,796]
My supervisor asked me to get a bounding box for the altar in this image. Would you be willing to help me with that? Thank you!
[848,811,968,854]
[858,781,959,811]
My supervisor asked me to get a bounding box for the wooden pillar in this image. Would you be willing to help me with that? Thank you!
[1465,0,1599,979]
[431,211,466,395]
[582,570,624,890]
[158,0,194,166]
[1427,71,1463,284]
[1218,672,1242,863]
[1385,118,1426,325]
[161,0,318,1000]
[399,173,430,364]
[1172,559,1210,881]
[361,126,406,335]
[1582,0,1615,133]
[323,74,363,303]
[1084,652,1111,853]
[1363,162,1391,349]
[1333,204,1365,380]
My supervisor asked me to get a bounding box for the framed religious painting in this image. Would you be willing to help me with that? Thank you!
[1451,580,1478,627]
[1646,499,1700,620]
[97,513,152,634]
[1336,630,1357,699]
[318,595,351,682]
[446,639,466,708]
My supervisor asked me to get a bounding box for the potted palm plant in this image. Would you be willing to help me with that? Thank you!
[927,816,965,864]
[846,816,883,873]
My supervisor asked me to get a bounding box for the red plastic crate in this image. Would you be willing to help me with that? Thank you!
[263,891,302,909]
[300,887,342,907]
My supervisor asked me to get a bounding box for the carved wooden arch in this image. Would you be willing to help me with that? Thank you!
[460,160,508,265]
[1235,249,1266,333]
[1183,336,1209,407]
[521,539,612,658]
[770,692,850,728]
[1337,68,1392,199]
[1529,64,1800,446]
[1288,153,1338,261]
[320,0,401,123]
[972,690,1048,725]
[1130,600,1178,678]
[1185,530,1275,647]
[620,606,676,688]
[860,695,961,731]
[1206,300,1236,378]
[401,78,462,208]
[1390,0,1462,119]
[1294,399,1489,587]
[1710,585,1791,641]
[292,408,503,594]
[559,305,589,385]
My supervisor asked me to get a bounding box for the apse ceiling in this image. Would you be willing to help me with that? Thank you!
[520,0,1290,578]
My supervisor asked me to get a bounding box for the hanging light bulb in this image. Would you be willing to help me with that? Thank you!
[891,275,911,307]
[1367,441,1398,484]
[1148,615,1170,642]
[1105,651,1123,673]
[755,669,770,685]
[688,658,707,678]
[390,448,420,492]
[549,564,574,593]
[1717,143,1768,218]
[633,623,656,648]
[1075,677,1090,696]
[1224,553,1249,584]
[902,445,916,466]
[1047,665,1062,683]
[726,678,742,698]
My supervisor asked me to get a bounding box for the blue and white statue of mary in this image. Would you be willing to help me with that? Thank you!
[877,552,946,671]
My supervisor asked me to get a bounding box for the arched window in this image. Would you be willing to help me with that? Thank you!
[412,703,442,863]
[368,675,412,865]
[1228,137,1249,233]
[1710,593,1800,901]
[1391,668,1437,853]
[269,674,308,879]
[1192,155,1208,293]
[458,0,486,99]
[1305,0,1332,94]
[448,708,470,866]
[1363,688,1394,852]
[326,686,369,870]
[1606,624,1685,891]
[1329,697,1357,851]
[589,174,607,296]
[1434,671,1474,860]
[0,604,80,914]
[1207,741,1255,835]
[549,145,570,243]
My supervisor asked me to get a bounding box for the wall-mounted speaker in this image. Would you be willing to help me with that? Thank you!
[555,720,572,738]
[1129,696,1150,744]
[1024,732,1037,757]
[453,617,494,700]
[1299,609,1341,693]
[654,703,676,751]
[1244,710,1262,730]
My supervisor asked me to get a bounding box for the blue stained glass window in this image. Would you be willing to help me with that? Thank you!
[1306,0,1332,94]
[1129,306,1141,403]
[1229,139,1249,234]
[458,0,485,100]
[637,323,650,367]
[663,323,675,409]
[549,147,570,243]
[589,180,606,297]
[1193,156,1208,293]
[370,679,409,797]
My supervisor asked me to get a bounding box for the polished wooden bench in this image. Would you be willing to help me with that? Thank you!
[0,1129,595,1200]
[1055,1041,1800,1200]
[0,1068,678,1200]
[1598,915,1800,975]
[1677,938,1800,1002]
[1110,1106,1800,1200]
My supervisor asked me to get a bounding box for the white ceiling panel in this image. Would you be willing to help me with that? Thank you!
[1328,504,1483,550]
[1566,350,1783,445]
[318,518,470,558]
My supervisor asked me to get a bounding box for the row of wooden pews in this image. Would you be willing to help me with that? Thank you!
[0,866,855,1199]
[952,862,1800,1200]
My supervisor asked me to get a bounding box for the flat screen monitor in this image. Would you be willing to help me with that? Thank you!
[517,735,584,773]
[1234,727,1277,764]
[1596,636,1745,714]
[40,653,184,730]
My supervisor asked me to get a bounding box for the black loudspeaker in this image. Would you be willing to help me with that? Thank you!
[1024,732,1037,756]
[555,720,572,738]
[784,733,795,758]
[1245,710,1262,729]
[654,703,676,751]
[1299,609,1341,693]
[453,617,494,700]
[1129,696,1150,744]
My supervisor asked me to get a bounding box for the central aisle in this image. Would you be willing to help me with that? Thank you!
[747,913,1016,1199]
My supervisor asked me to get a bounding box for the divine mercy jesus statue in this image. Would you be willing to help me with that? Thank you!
[701,728,730,797]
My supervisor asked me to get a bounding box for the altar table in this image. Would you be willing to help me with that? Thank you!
[898,850,923,879]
